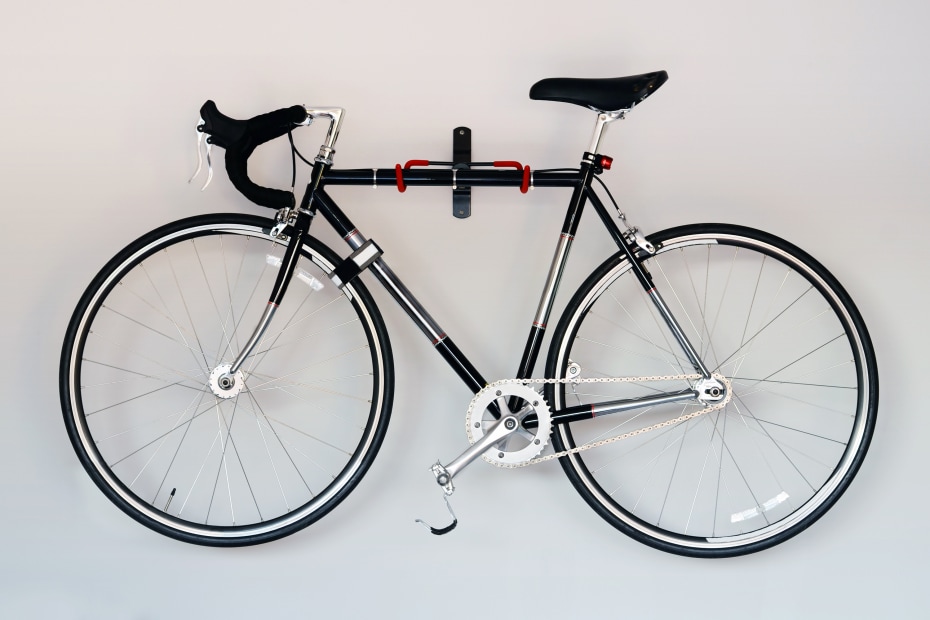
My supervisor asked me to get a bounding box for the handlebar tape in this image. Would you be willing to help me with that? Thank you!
[199,100,308,209]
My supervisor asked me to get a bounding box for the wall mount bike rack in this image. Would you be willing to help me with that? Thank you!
[392,127,531,219]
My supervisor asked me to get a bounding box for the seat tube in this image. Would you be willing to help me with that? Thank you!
[515,166,593,379]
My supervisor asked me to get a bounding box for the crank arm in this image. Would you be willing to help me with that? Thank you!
[417,413,518,536]
[431,413,520,494]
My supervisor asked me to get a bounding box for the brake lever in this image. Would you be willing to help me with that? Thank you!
[187,119,213,191]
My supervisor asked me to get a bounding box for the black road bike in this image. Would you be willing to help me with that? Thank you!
[60,71,878,557]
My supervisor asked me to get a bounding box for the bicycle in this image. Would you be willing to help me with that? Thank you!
[59,71,878,557]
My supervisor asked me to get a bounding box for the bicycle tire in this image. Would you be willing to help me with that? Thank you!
[545,224,877,557]
[60,213,393,546]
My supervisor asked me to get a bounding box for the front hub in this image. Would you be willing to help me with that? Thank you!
[209,364,245,399]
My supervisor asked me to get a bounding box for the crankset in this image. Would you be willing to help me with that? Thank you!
[416,371,731,535]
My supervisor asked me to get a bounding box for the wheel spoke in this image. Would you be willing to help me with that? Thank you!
[551,228,874,556]
[63,219,391,544]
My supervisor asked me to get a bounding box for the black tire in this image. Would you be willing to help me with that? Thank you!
[545,224,877,557]
[61,214,394,546]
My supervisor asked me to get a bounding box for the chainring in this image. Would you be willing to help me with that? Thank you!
[465,381,552,466]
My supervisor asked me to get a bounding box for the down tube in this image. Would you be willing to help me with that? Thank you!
[314,191,491,395]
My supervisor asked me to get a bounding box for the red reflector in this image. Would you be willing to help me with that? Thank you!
[599,156,613,170]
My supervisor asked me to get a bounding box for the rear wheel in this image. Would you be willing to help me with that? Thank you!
[546,224,877,557]
[61,214,393,545]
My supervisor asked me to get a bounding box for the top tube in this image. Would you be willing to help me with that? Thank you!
[321,168,582,190]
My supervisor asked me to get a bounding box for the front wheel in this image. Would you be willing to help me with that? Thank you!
[60,214,394,546]
[546,224,877,557]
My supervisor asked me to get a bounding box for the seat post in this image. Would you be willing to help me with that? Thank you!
[587,110,625,155]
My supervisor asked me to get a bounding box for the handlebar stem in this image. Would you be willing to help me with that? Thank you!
[303,107,345,164]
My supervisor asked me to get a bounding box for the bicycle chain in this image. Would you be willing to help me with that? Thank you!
[467,373,732,469]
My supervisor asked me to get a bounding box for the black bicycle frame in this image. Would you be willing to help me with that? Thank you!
[285,160,706,425]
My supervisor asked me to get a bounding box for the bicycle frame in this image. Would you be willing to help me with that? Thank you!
[300,163,710,427]
[215,104,715,446]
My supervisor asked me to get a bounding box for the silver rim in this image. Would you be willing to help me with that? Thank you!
[67,223,387,539]
[553,232,871,551]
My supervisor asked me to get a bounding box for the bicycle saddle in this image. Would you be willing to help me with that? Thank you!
[529,71,668,112]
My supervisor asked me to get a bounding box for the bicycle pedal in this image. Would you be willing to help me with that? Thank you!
[415,495,458,536]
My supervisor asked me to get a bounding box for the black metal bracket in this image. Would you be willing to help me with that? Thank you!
[452,127,471,218]
[330,239,383,289]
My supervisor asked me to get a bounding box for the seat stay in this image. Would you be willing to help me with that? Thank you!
[585,186,713,379]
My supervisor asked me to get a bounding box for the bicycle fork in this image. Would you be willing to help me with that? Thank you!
[208,109,345,396]
[207,208,313,398]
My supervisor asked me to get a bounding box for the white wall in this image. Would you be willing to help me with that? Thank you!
[2,0,928,617]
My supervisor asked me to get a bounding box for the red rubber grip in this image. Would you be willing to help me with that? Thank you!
[396,160,432,193]
[493,161,531,193]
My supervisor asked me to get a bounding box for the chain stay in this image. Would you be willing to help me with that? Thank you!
[468,373,732,469]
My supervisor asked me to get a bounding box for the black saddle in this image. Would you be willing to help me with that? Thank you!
[529,71,668,112]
